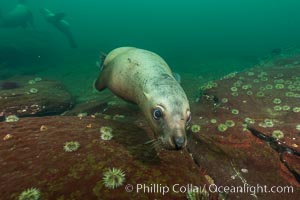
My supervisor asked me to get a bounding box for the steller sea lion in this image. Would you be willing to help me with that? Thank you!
[0,0,34,28]
[94,47,191,150]
[40,8,77,48]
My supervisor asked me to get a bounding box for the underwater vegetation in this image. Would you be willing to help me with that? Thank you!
[225,120,235,127]
[102,168,126,189]
[18,188,40,200]
[63,141,80,152]
[217,123,228,132]
[28,77,42,85]
[29,88,38,94]
[191,124,201,133]
[186,188,209,200]
[100,126,113,140]
[5,115,20,122]
[272,130,284,140]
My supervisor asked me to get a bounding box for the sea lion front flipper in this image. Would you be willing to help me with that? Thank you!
[94,76,106,92]
[173,72,181,84]
[67,34,77,48]
[94,54,107,91]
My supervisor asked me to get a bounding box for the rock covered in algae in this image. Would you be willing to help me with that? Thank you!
[0,76,74,117]
[0,116,208,200]
[189,57,300,199]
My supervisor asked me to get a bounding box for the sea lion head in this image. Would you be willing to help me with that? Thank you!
[143,87,191,150]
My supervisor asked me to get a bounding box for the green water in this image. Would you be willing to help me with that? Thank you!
[1,0,300,100]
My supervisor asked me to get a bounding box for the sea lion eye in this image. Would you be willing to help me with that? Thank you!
[153,107,163,120]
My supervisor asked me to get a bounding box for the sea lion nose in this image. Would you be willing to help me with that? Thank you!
[173,136,185,149]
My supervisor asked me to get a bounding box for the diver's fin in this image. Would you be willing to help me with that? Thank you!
[53,13,66,21]
[173,72,181,84]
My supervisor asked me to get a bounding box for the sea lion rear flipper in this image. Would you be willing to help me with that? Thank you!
[94,53,108,91]
[67,34,77,48]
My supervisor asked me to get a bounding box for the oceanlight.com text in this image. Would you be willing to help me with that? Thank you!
[124,183,294,196]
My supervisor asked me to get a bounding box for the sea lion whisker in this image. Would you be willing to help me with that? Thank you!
[144,138,163,151]
[155,144,164,152]
[151,140,162,149]
[144,139,157,145]
[151,136,164,150]
[151,143,162,152]
[151,140,160,148]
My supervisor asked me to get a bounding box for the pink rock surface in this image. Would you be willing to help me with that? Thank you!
[0,116,207,200]
[0,76,74,117]
[188,61,300,199]
[1,56,300,199]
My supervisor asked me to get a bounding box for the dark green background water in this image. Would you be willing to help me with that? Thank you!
[1,0,300,100]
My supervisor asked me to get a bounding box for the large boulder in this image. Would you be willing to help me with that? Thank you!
[0,115,208,200]
[0,30,61,79]
[1,55,300,200]
[188,59,300,199]
[0,76,74,117]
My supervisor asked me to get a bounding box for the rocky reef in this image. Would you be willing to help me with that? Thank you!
[0,55,300,199]
[188,60,300,199]
[0,76,74,117]
[0,30,62,79]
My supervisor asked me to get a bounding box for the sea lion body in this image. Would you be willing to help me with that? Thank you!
[0,4,33,28]
[40,8,77,48]
[95,47,191,150]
